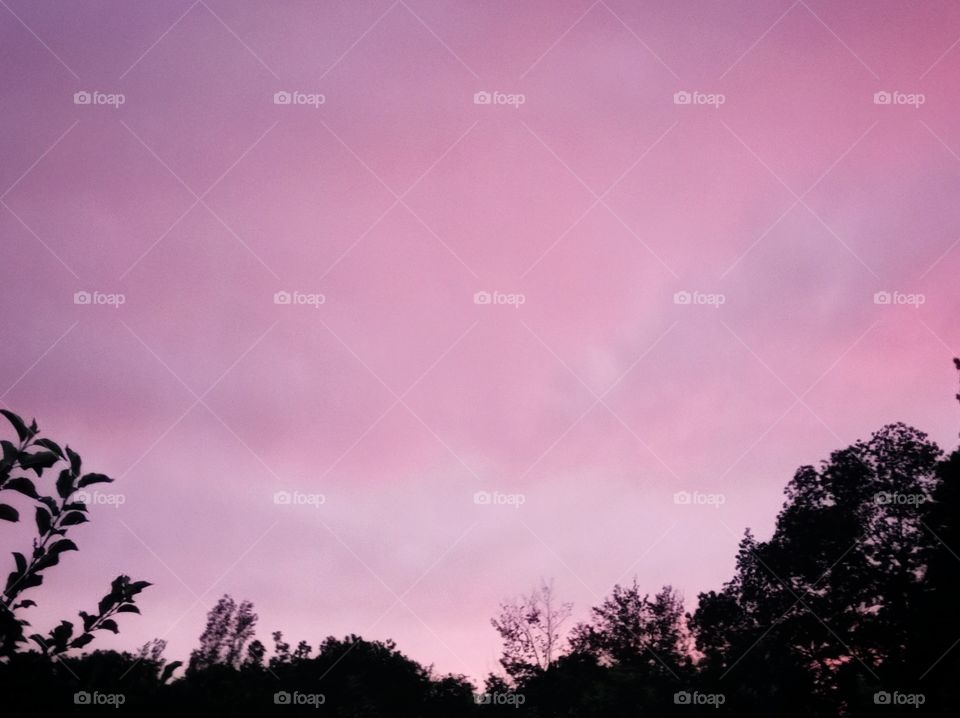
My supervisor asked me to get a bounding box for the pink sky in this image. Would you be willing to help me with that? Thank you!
[1,0,959,682]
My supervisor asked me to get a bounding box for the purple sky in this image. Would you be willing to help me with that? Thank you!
[1,0,959,682]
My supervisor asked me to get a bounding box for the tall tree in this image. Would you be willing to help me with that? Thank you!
[692,418,948,715]
[491,578,572,681]
[571,581,689,678]
[188,595,258,672]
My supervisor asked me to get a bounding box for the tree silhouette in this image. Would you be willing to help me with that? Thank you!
[491,577,572,681]
[3,360,960,714]
[570,582,689,676]
[188,594,258,673]
[690,422,950,715]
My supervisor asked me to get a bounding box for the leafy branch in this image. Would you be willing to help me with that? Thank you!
[0,409,150,658]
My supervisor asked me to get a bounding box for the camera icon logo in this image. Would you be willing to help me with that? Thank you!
[674,691,692,705]
[273,491,292,505]
[74,91,92,105]
[473,491,492,505]
[74,290,92,305]
[473,91,492,105]
[274,691,292,705]
[274,290,292,305]
[74,691,92,705]
[274,91,292,105]
[874,691,891,705]
[474,291,492,305]
[873,291,891,305]
[673,291,691,305]
[673,491,692,505]
[673,91,691,105]
[873,91,892,105]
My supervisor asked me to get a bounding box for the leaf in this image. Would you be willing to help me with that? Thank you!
[34,552,60,571]
[29,633,48,653]
[18,451,59,476]
[4,477,39,499]
[48,539,78,555]
[129,581,152,595]
[161,661,183,683]
[79,611,96,632]
[98,595,115,616]
[60,512,88,526]
[0,503,18,522]
[99,619,119,634]
[13,552,26,574]
[64,502,87,512]
[33,438,63,458]
[56,469,74,499]
[39,496,58,515]
[70,633,94,649]
[116,604,140,614]
[51,620,73,650]
[13,599,36,609]
[21,573,42,590]
[65,446,81,476]
[1,440,17,464]
[35,506,51,534]
[78,473,112,488]
[0,410,30,442]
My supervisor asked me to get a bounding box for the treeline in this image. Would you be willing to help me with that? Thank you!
[2,364,960,715]
[484,421,960,716]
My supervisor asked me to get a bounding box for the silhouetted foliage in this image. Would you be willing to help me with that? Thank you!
[690,422,946,715]
[571,582,690,673]
[188,594,258,673]
[0,410,149,659]
[3,361,960,714]
[491,578,572,681]
[170,615,478,716]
